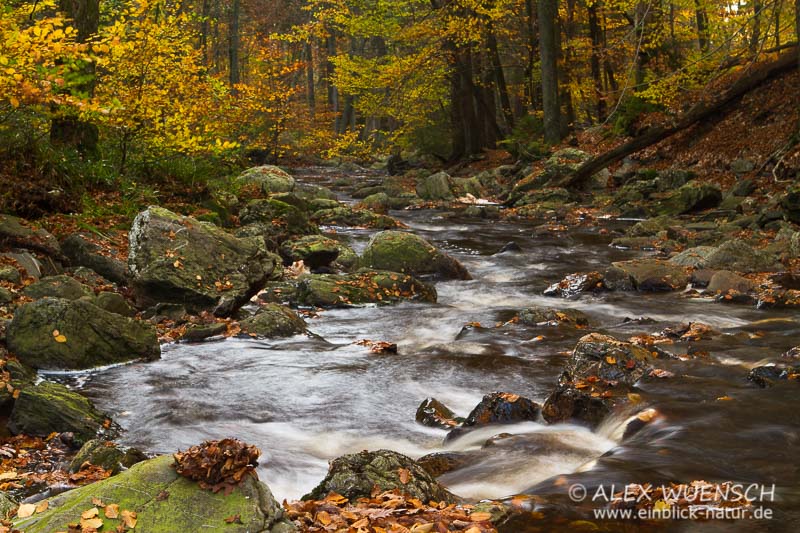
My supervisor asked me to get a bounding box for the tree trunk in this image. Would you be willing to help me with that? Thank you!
[305,42,315,115]
[228,0,241,89]
[796,0,800,66]
[565,48,798,187]
[588,4,605,122]
[50,0,99,154]
[694,0,710,53]
[539,0,560,144]
[487,25,514,131]
[751,0,762,53]
[200,0,210,64]
[524,0,540,111]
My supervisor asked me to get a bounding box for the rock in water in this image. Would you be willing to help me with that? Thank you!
[415,398,460,429]
[542,333,658,427]
[416,171,454,200]
[446,392,540,442]
[7,297,159,370]
[9,381,109,445]
[239,304,307,338]
[359,231,471,280]
[128,207,277,316]
[295,270,437,307]
[236,165,295,194]
[303,450,455,503]
[15,455,294,533]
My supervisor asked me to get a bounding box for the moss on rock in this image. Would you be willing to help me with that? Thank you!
[359,231,471,280]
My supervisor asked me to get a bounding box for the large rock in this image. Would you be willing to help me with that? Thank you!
[295,270,437,308]
[68,439,147,474]
[652,182,722,215]
[7,297,159,370]
[703,240,782,273]
[15,455,293,533]
[239,304,306,337]
[416,172,454,200]
[312,206,399,229]
[236,165,295,194]
[707,271,754,294]
[60,233,129,285]
[0,214,61,258]
[669,246,717,268]
[128,207,277,316]
[21,275,92,301]
[239,199,318,241]
[279,235,349,270]
[610,259,689,291]
[9,381,109,445]
[780,186,800,223]
[543,333,657,427]
[304,450,454,503]
[446,392,541,442]
[359,231,471,280]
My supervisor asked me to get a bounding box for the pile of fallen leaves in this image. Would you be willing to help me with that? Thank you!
[285,489,499,533]
[173,439,259,494]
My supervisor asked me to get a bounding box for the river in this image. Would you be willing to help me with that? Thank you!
[75,169,800,531]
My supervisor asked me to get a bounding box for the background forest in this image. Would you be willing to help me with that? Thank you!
[1,0,799,216]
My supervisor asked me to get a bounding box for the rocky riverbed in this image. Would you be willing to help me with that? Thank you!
[1,162,800,531]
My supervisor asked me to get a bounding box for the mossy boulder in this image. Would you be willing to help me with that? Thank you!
[239,304,306,337]
[610,259,689,291]
[519,306,590,327]
[279,235,348,270]
[304,450,455,503]
[236,165,295,194]
[16,455,294,533]
[359,231,471,280]
[702,240,782,273]
[295,270,437,308]
[239,199,318,241]
[128,207,277,316]
[8,381,109,445]
[22,275,93,301]
[68,439,147,474]
[358,192,391,213]
[94,291,136,317]
[0,287,12,305]
[0,265,21,284]
[312,206,399,229]
[0,492,17,520]
[416,172,454,200]
[652,182,722,215]
[7,297,159,370]
[61,233,129,286]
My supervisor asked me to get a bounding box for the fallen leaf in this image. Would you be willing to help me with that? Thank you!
[316,510,331,525]
[105,503,119,519]
[121,509,137,528]
[224,513,243,524]
[17,503,36,518]
[80,517,103,530]
[36,500,49,513]
[81,508,99,519]
[398,468,410,484]
[91,498,105,507]
[55,334,68,343]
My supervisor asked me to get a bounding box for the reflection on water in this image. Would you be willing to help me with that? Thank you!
[76,182,800,529]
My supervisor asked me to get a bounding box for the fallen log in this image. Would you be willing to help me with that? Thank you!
[562,47,799,189]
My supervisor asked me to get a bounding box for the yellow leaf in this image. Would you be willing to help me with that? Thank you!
[17,503,36,518]
[55,334,67,343]
[105,503,119,518]
[81,507,99,519]
[80,517,103,530]
[470,512,492,522]
[9,97,19,108]
[35,500,48,513]
[316,510,331,525]
[122,509,137,529]
[605,356,617,364]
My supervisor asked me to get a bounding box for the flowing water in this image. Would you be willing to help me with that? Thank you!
[73,169,800,531]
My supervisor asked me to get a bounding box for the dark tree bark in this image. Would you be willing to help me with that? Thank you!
[796,0,800,66]
[305,42,315,115]
[524,0,541,111]
[50,0,100,154]
[750,0,762,53]
[538,0,560,144]
[200,0,210,64]
[695,0,710,53]
[565,48,798,187]
[229,0,241,89]
[487,24,514,131]
[588,3,606,122]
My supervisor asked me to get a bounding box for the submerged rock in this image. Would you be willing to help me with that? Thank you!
[16,455,293,533]
[128,207,277,316]
[9,381,109,445]
[303,450,455,503]
[747,365,794,388]
[7,297,159,370]
[239,304,306,338]
[359,231,471,280]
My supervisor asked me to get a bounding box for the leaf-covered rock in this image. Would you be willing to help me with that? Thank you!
[303,450,455,503]
[16,454,293,533]
[295,270,437,308]
[359,231,471,280]
[7,297,159,370]
[128,206,277,316]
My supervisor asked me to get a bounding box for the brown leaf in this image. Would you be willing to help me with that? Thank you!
[17,503,36,518]
[121,510,137,529]
[398,468,410,484]
[105,503,119,519]
[81,508,99,520]
[80,517,103,531]
[224,514,243,524]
